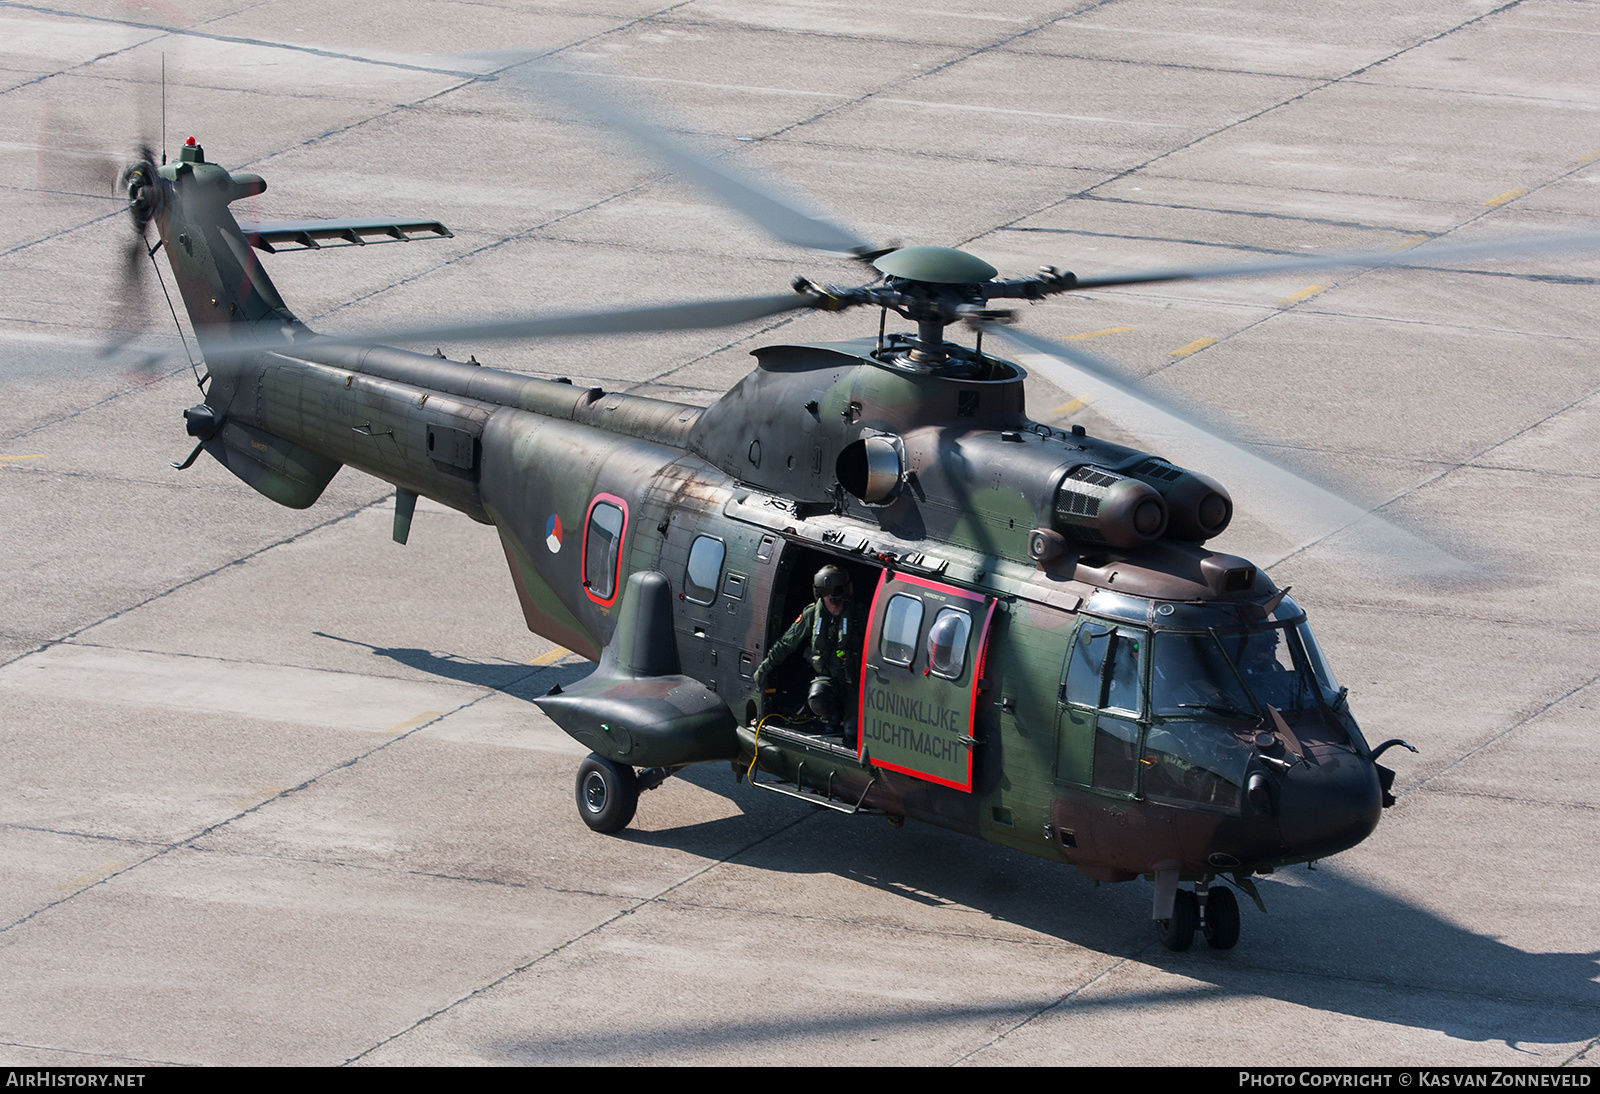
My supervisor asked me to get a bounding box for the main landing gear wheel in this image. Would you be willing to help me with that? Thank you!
[576,753,638,833]
[1156,889,1197,952]
[1202,886,1241,950]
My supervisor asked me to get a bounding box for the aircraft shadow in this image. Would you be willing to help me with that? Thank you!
[312,630,590,694]
[630,765,1600,1053]
[314,634,1597,1052]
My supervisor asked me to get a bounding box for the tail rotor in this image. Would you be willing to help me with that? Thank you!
[102,144,167,372]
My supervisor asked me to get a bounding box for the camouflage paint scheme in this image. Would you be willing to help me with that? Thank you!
[144,141,1391,925]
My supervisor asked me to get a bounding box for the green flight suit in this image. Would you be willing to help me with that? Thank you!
[757,597,867,703]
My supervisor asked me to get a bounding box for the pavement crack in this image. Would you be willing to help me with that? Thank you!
[178,840,633,901]
[339,807,823,1064]
[1413,786,1598,813]
[652,894,1089,951]
[0,823,168,847]
[0,1039,194,1067]
[949,952,1136,1064]
[0,701,472,934]
[0,494,389,669]
[1399,666,1600,800]
[0,364,187,447]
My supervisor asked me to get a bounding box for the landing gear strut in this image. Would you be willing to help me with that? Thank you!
[1156,881,1242,951]
[1156,890,1197,951]
[1201,885,1240,950]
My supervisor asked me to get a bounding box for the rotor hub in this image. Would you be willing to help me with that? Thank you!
[121,160,161,233]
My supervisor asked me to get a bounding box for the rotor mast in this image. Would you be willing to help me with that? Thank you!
[796,245,1079,367]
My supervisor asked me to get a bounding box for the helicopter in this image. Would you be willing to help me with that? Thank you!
[105,66,1588,954]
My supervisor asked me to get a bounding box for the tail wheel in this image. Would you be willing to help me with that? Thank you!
[1202,886,1241,950]
[575,753,638,833]
[1156,889,1197,952]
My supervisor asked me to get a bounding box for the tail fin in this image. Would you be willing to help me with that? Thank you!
[150,139,340,507]
[152,138,298,353]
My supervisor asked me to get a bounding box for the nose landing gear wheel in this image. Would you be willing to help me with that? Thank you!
[1156,889,1197,951]
[576,753,639,833]
[1202,886,1240,950]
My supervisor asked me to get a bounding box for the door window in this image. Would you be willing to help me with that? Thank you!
[880,594,923,666]
[860,572,994,793]
[927,607,973,680]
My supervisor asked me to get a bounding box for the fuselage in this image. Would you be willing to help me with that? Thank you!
[150,140,1387,891]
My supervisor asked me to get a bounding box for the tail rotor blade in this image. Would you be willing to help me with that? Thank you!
[100,232,152,359]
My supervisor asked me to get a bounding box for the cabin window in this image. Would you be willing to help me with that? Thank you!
[583,498,626,604]
[927,607,972,680]
[684,536,724,605]
[880,594,924,666]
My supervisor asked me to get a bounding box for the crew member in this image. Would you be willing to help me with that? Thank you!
[756,565,866,744]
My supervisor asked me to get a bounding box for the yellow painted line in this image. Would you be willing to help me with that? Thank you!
[1578,148,1600,165]
[385,711,442,735]
[1277,284,1327,305]
[1169,337,1218,358]
[528,646,571,666]
[1483,188,1527,207]
[231,785,287,809]
[1064,326,1135,341]
[62,862,125,891]
[0,454,47,462]
[1051,396,1096,417]
[1389,235,1429,253]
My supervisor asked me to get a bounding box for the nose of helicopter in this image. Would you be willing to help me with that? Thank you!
[1274,750,1383,860]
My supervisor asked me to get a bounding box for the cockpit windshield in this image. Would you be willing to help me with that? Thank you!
[1150,632,1254,720]
[1214,625,1340,713]
[1147,595,1343,718]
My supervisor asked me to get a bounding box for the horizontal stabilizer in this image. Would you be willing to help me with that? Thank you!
[239,218,453,253]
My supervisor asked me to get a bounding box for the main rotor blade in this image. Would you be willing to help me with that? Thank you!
[983,323,1469,578]
[222,292,814,358]
[1067,229,1600,292]
[507,67,876,257]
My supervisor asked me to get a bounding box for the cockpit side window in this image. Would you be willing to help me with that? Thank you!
[1104,630,1142,714]
[1294,622,1341,703]
[1061,622,1148,796]
[1063,623,1146,712]
[1063,623,1111,707]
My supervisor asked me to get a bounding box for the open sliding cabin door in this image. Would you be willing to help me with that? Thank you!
[859,571,997,792]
